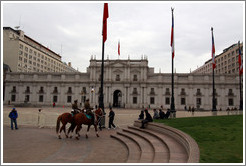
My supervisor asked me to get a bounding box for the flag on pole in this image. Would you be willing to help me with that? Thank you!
[118,40,120,56]
[171,8,175,59]
[102,3,109,43]
[211,27,216,69]
[238,41,243,75]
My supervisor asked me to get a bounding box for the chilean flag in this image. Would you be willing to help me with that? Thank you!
[102,3,109,43]
[238,41,243,75]
[118,40,120,56]
[171,8,175,59]
[211,27,216,69]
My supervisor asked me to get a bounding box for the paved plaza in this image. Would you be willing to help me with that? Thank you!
[2,105,242,163]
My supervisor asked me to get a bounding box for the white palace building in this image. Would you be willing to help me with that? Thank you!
[3,57,242,111]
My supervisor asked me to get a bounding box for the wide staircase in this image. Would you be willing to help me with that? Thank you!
[110,120,200,163]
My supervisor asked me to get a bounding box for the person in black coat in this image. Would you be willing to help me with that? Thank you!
[159,109,165,119]
[140,109,153,129]
[108,107,116,129]
[138,109,144,120]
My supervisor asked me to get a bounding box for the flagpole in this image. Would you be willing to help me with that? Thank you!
[170,7,176,117]
[211,27,217,112]
[238,41,243,110]
[99,3,108,128]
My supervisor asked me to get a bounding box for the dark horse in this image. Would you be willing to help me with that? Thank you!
[68,108,103,140]
[56,112,73,139]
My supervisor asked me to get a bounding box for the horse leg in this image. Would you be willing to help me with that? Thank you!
[58,124,64,139]
[86,125,91,139]
[63,125,68,138]
[75,125,81,140]
[68,124,74,138]
[94,124,99,137]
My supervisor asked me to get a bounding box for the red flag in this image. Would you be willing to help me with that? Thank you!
[238,41,243,75]
[211,27,216,69]
[102,3,109,43]
[170,8,175,59]
[118,40,120,56]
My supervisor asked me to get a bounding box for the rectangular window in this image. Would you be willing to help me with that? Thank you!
[150,97,155,104]
[165,97,170,105]
[39,95,44,102]
[67,96,72,103]
[53,96,58,102]
[25,95,30,102]
[133,97,137,104]
[196,98,201,105]
[116,74,120,81]
[181,98,186,105]
[11,95,16,102]
[228,98,234,106]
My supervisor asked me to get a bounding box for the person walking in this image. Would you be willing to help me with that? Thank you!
[140,109,153,129]
[9,108,18,130]
[108,107,116,129]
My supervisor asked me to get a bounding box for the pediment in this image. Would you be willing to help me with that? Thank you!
[131,69,140,73]
[109,61,127,68]
[113,69,124,74]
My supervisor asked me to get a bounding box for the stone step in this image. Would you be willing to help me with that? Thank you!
[122,127,169,163]
[128,125,188,163]
[110,133,141,163]
[116,130,154,163]
[134,120,199,163]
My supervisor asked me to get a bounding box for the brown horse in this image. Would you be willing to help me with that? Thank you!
[56,112,74,139]
[68,108,103,140]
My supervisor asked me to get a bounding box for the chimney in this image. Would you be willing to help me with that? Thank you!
[68,62,71,67]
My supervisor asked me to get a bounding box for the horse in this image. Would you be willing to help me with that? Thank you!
[56,112,73,139]
[68,108,103,140]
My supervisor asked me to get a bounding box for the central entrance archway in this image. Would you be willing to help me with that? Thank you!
[113,90,122,108]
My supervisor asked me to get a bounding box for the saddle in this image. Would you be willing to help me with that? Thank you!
[85,114,92,119]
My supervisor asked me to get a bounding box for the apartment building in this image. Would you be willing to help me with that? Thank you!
[3,27,77,73]
[192,42,243,74]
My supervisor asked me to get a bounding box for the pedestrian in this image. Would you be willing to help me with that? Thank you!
[192,107,195,115]
[53,102,56,108]
[108,107,116,129]
[159,109,165,119]
[153,109,159,119]
[164,109,171,119]
[95,105,103,131]
[38,109,44,128]
[140,109,153,129]
[138,110,144,120]
[8,108,18,130]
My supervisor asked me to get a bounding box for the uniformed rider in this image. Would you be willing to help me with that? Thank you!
[84,99,95,124]
[71,100,81,115]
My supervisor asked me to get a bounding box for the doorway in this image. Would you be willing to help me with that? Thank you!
[113,90,122,107]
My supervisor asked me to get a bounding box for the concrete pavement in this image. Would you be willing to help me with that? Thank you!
[2,105,242,163]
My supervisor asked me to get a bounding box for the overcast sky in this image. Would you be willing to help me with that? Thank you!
[2,1,244,73]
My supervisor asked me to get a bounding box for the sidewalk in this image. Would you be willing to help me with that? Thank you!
[3,105,242,128]
[2,105,243,163]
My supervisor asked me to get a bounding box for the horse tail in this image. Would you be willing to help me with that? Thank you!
[56,115,62,133]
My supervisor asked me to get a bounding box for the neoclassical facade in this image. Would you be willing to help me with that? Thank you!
[4,58,242,110]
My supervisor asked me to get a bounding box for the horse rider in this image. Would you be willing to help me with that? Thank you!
[71,100,81,116]
[84,99,95,125]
